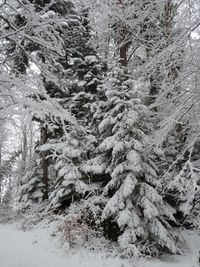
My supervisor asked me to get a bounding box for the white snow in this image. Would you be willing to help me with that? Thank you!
[139,231,200,267]
[0,223,200,267]
[0,223,131,267]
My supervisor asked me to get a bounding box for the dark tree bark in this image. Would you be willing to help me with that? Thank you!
[40,126,48,200]
[116,0,129,67]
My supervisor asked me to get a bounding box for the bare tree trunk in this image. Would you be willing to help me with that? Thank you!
[29,123,33,160]
[116,0,128,66]
[163,0,174,47]
[41,126,48,200]
[119,33,128,66]
[21,130,27,173]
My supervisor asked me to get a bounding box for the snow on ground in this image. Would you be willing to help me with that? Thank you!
[139,230,200,267]
[0,222,200,267]
[0,223,131,267]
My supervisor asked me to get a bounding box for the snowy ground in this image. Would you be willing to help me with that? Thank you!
[0,222,200,267]
[0,223,132,267]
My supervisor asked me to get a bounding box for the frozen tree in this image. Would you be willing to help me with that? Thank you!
[0,0,96,201]
[48,37,108,209]
[80,0,185,256]
[148,1,200,225]
[48,127,90,209]
[85,65,177,256]
[0,0,108,206]
[17,152,45,206]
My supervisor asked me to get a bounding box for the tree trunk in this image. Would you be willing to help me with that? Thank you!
[21,130,27,173]
[41,126,48,200]
[163,0,174,47]
[116,0,128,66]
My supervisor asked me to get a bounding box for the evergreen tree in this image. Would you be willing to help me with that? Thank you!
[18,153,45,206]
[163,133,200,226]
[2,0,106,203]
[85,66,178,256]
[44,7,108,209]
[49,127,91,209]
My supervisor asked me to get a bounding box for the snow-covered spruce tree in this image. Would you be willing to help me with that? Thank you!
[162,129,200,227]
[46,56,107,210]
[31,0,92,201]
[1,0,103,203]
[48,126,92,209]
[32,3,108,204]
[18,153,45,206]
[78,1,181,256]
[164,156,200,227]
[85,66,178,257]
[59,7,108,145]
[45,8,108,208]
[68,53,107,131]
